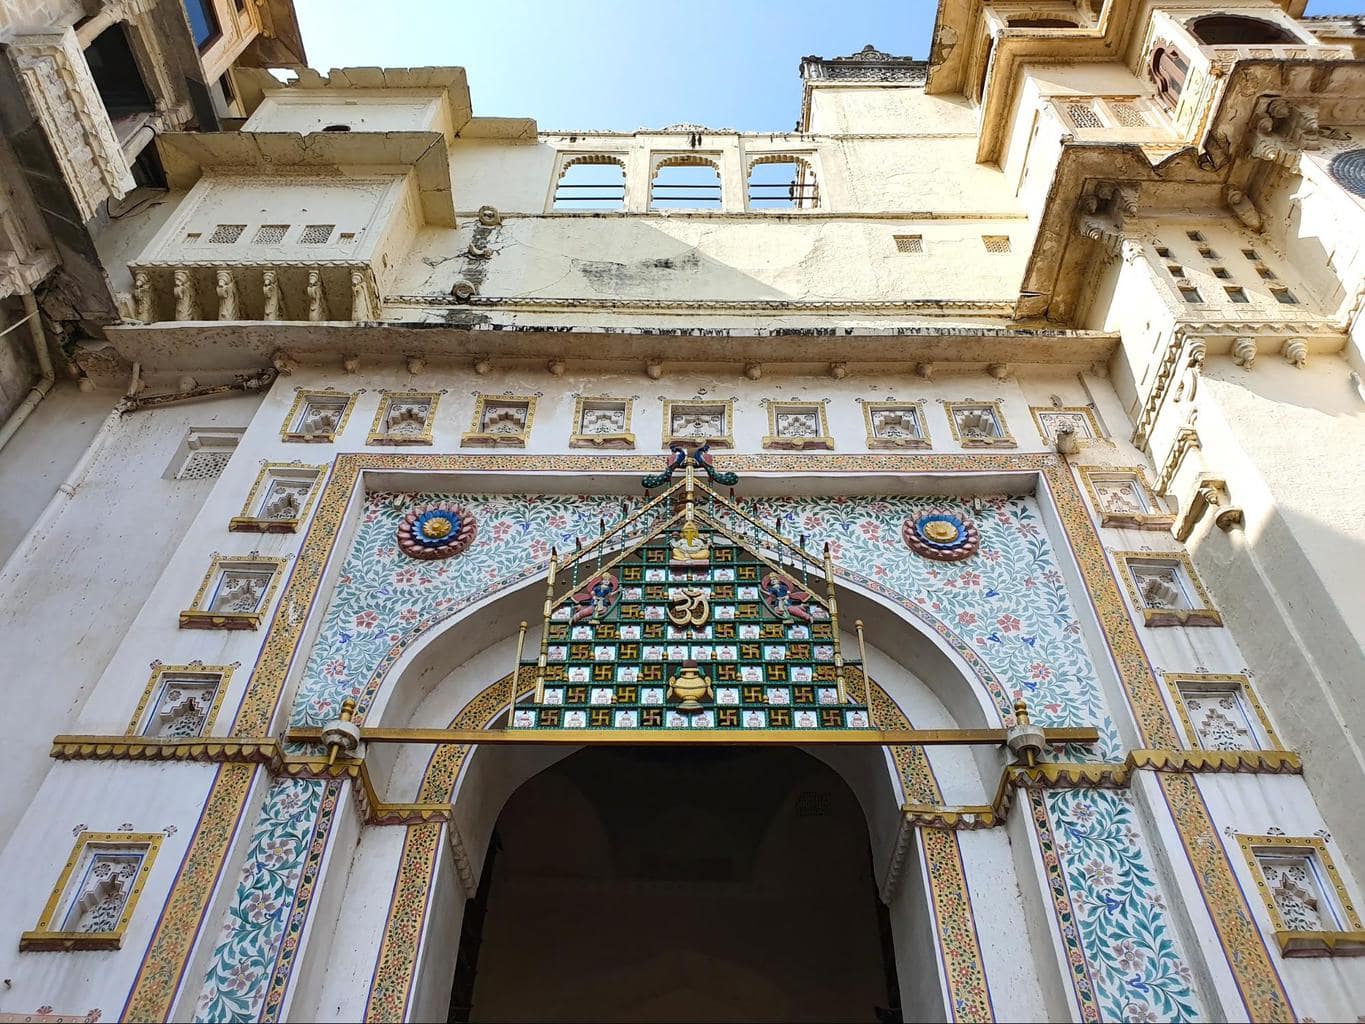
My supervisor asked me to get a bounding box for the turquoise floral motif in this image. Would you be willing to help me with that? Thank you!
[200,491,1197,1021]
[292,492,628,728]
[1045,788,1201,1022]
[193,777,330,1023]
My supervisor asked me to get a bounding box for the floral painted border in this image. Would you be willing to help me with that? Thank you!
[191,777,341,1022]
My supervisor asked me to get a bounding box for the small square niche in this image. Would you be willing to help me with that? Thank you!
[463,395,536,447]
[945,401,1015,448]
[369,392,439,446]
[1166,673,1279,751]
[281,391,356,443]
[179,556,286,630]
[571,397,635,449]
[764,401,832,451]
[662,400,733,449]
[1116,551,1221,627]
[130,663,233,738]
[230,463,324,532]
[863,401,930,449]
[1078,468,1172,530]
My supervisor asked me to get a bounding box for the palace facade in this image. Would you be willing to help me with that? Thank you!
[2,0,1365,1021]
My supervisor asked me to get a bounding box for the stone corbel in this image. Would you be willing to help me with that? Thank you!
[1173,475,1243,542]
[173,269,199,321]
[132,269,154,322]
[350,270,379,321]
[1246,96,1321,167]
[1225,187,1263,233]
[1075,181,1138,257]
[215,269,240,320]
[306,269,329,322]
[1282,337,1308,368]
[1232,336,1258,369]
[262,269,287,321]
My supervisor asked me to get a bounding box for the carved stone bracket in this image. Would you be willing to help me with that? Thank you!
[1075,181,1138,257]
[1246,96,1321,167]
[1173,475,1244,542]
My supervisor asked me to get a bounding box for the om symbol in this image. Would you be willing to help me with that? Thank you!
[667,587,709,627]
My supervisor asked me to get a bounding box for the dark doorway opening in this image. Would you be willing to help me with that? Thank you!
[450,746,902,1023]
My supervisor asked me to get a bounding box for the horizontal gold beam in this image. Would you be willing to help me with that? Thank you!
[285,725,1101,747]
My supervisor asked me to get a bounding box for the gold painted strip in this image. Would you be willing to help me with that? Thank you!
[286,725,1100,747]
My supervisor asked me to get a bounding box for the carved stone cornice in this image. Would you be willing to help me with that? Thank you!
[50,735,278,764]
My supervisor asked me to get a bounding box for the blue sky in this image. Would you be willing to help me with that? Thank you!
[294,0,1362,132]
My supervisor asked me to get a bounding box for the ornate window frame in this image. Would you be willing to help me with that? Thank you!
[861,400,931,449]
[367,391,441,446]
[661,398,735,449]
[943,399,1016,448]
[1163,672,1281,751]
[179,555,288,630]
[279,390,358,443]
[20,831,163,951]
[570,396,636,449]
[1077,466,1174,530]
[461,394,538,447]
[763,400,833,451]
[1114,550,1222,627]
[1237,834,1365,957]
[229,463,325,533]
[127,662,235,737]
[1030,405,1107,446]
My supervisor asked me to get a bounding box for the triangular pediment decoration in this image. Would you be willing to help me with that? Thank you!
[512,446,873,733]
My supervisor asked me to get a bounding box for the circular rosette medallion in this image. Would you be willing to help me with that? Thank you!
[902,513,980,562]
[397,503,478,560]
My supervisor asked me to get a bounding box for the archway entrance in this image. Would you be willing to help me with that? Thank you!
[449,746,902,1023]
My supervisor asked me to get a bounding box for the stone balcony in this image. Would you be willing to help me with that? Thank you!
[125,260,381,323]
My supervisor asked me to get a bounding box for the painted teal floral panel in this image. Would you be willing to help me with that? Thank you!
[1045,788,1201,1022]
[193,777,334,1023]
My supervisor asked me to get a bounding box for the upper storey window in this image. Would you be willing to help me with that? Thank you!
[182,0,221,50]
[1188,14,1299,45]
[1149,45,1190,110]
[553,156,626,211]
[747,156,819,210]
[650,157,722,210]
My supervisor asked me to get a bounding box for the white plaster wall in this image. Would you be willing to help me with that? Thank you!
[806,86,978,135]
[142,177,394,264]
[243,95,442,134]
[0,386,265,837]
[0,760,220,1020]
[0,384,116,560]
[394,216,1030,304]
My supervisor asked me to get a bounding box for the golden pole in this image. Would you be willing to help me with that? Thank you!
[1014,699,1037,768]
[508,620,528,726]
[823,543,847,705]
[854,618,875,726]
[327,698,356,767]
[536,550,557,704]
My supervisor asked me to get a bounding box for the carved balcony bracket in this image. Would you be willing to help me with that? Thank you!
[1173,475,1243,542]
[1245,96,1321,167]
[1075,181,1138,258]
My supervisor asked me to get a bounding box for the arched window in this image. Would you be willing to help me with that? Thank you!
[553,156,627,210]
[746,156,818,210]
[1007,17,1078,28]
[1149,45,1190,110]
[1189,14,1299,45]
[650,156,722,210]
